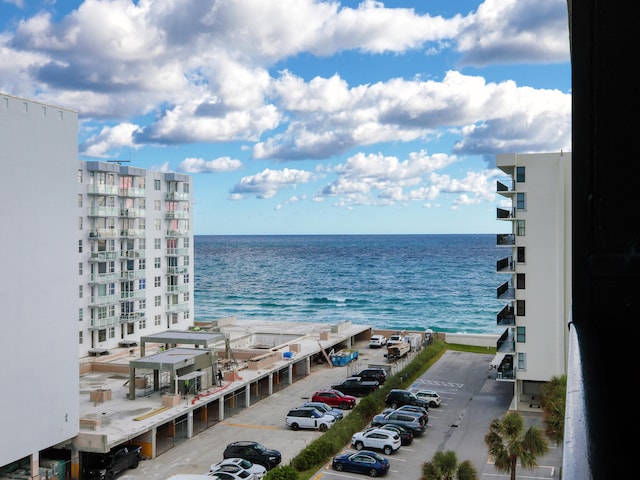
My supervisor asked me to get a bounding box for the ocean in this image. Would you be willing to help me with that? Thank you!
[194,234,504,335]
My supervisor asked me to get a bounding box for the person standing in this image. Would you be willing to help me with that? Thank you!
[217,369,223,386]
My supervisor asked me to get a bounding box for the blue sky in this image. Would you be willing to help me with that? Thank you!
[1,0,571,235]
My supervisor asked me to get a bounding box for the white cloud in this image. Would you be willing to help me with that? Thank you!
[179,156,243,173]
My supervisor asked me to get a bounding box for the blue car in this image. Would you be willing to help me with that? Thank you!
[300,401,344,420]
[332,450,390,477]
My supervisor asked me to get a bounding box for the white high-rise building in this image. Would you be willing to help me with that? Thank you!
[1,94,80,474]
[494,152,571,410]
[77,161,194,357]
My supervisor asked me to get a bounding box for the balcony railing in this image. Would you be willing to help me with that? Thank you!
[89,294,119,306]
[167,302,189,313]
[496,180,513,192]
[167,266,189,274]
[89,315,120,330]
[166,192,189,201]
[89,251,119,261]
[496,304,515,326]
[120,312,146,323]
[166,284,190,293]
[87,184,119,195]
[120,249,145,259]
[497,207,516,219]
[120,229,145,238]
[166,229,189,237]
[119,208,145,218]
[89,272,119,284]
[496,233,515,246]
[89,229,118,239]
[120,290,146,300]
[497,281,515,300]
[166,248,189,256]
[87,206,120,217]
[120,270,146,280]
[496,257,514,273]
[119,187,145,197]
[165,210,189,219]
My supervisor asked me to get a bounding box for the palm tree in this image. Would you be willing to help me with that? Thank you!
[484,411,549,480]
[421,450,478,480]
[540,374,566,444]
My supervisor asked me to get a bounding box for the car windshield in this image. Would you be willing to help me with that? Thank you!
[253,444,266,452]
[237,459,252,468]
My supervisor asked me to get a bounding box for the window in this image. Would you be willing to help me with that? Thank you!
[516,192,526,210]
[516,166,525,182]
[79,262,83,275]
[79,332,83,344]
[79,240,83,253]
[184,310,189,320]
[78,216,83,230]
[138,218,145,230]
[154,314,161,326]
[516,273,525,289]
[138,279,146,290]
[183,238,190,249]
[139,199,145,209]
[79,308,83,322]
[154,238,161,249]
[517,247,525,263]
[155,219,161,231]
[139,238,146,250]
[516,220,525,236]
[98,329,107,342]
[154,276,161,287]
[127,323,135,334]
[139,259,146,270]
[516,326,526,343]
[155,295,161,307]
[184,292,190,302]
[183,183,189,194]
[78,194,83,207]
[139,299,146,309]
[154,179,161,190]
[79,285,83,299]
[154,200,161,211]
[516,300,526,316]
[517,352,527,370]
[171,313,178,325]
[183,256,189,266]
[78,169,83,183]
[155,257,161,268]
[109,327,115,338]
[184,274,189,284]
[139,319,146,329]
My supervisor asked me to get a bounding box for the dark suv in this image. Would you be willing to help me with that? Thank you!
[83,445,141,480]
[223,441,282,470]
[354,367,387,385]
[385,389,429,410]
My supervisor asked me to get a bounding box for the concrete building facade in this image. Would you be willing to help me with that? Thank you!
[494,152,571,410]
[77,161,194,357]
[0,94,80,474]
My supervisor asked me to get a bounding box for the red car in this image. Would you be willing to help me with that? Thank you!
[312,389,357,409]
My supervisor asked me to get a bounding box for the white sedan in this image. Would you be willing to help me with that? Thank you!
[210,458,267,480]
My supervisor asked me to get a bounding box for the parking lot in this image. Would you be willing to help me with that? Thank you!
[118,345,563,480]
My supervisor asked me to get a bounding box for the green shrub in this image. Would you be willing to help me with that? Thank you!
[264,464,299,480]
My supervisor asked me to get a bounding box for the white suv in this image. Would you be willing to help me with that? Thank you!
[369,335,387,348]
[414,389,442,408]
[286,407,336,432]
[351,428,402,455]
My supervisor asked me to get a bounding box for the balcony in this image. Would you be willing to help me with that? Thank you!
[167,302,189,313]
[496,280,515,300]
[119,208,145,218]
[120,249,145,259]
[496,233,515,246]
[166,248,189,256]
[497,207,516,219]
[88,272,119,284]
[120,229,145,238]
[87,184,119,195]
[166,284,189,293]
[494,329,515,381]
[166,266,189,274]
[89,294,119,306]
[120,269,146,280]
[166,192,189,201]
[89,315,120,330]
[89,251,119,261]
[165,210,189,219]
[166,229,189,237]
[496,256,514,273]
[496,304,515,326]
[119,187,145,197]
[120,290,146,301]
[89,228,118,239]
[120,312,146,323]
[496,355,515,380]
[87,206,120,217]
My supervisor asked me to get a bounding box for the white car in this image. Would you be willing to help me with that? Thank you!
[210,458,266,480]
[414,389,442,408]
[369,335,387,348]
[351,428,402,455]
[286,406,336,431]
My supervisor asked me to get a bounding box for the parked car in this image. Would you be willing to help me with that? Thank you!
[386,334,405,346]
[369,335,387,348]
[83,444,141,480]
[375,423,414,445]
[414,389,442,408]
[332,450,390,477]
[208,468,255,480]
[285,406,336,431]
[331,376,379,397]
[210,458,266,480]
[382,405,428,426]
[384,389,429,410]
[223,441,281,471]
[352,428,402,455]
[354,367,387,385]
[371,410,426,436]
[300,401,344,420]
[312,389,357,409]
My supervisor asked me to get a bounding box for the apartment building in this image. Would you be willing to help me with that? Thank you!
[1,94,80,476]
[78,161,194,357]
[493,152,571,410]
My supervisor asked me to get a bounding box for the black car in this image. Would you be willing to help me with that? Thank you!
[83,445,141,480]
[384,389,429,410]
[223,441,282,470]
[377,423,414,445]
[354,367,387,385]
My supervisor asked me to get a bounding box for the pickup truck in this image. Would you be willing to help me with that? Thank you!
[386,341,411,359]
[83,444,141,480]
[330,376,379,397]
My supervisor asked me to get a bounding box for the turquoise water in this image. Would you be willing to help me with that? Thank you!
[194,234,504,334]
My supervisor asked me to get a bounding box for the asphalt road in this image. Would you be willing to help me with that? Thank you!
[118,347,563,480]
